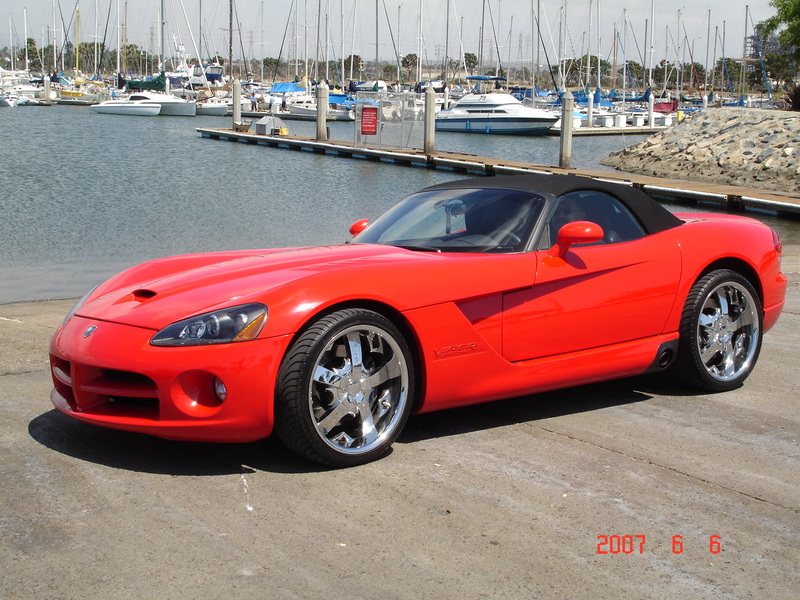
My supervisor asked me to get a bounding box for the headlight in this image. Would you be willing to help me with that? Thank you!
[63,286,99,324]
[151,303,268,346]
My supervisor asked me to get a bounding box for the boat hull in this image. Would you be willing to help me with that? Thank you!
[196,103,228,116]
[156,102,197,117]
[89,101,161,116]
[127,92,197,116]
[435,116,556,135]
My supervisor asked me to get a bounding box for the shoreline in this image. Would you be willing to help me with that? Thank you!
[602,108,800,195]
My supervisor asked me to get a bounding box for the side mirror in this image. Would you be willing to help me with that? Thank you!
[349,218,369,237]
[549,221,604,257]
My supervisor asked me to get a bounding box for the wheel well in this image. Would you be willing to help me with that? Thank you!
[291,300,425,410]
[697,258,763,305]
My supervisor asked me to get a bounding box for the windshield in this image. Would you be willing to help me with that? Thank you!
[353,187,545,253]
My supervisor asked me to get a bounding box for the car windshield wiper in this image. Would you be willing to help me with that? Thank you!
[391,243,442,253]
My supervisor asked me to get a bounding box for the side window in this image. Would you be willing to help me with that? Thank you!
[543,191,645,248]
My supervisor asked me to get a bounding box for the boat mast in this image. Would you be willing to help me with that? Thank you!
[586,0,592,88]
[199,0,203,62]
[116,0,120,75]
[24,7,29,73]
[739,5,748,100]
[123,1,128,75]
[53,0,58,73]
[95,0,98,76]
[443,0,450,84]
[704,8,711,93]
[75,7,80,76]
[416,0,422,83]
[479,0,485,75]
[647,0,654,88]
[161,0,166,72]
[596,0,601,92]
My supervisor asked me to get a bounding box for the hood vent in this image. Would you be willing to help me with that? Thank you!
[132,289,157,300]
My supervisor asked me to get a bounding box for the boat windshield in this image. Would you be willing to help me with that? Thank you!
[353,188,545,253]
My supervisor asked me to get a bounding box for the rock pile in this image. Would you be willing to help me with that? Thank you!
[601,108,799,194]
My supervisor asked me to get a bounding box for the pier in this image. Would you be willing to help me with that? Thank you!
[196,126,800,217]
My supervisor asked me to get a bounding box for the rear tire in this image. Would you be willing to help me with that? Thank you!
[675,269,762,392]
[275,309,414,467]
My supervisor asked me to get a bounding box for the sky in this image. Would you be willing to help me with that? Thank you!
[1,0,776,72]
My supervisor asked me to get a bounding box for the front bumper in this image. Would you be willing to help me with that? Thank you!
[49,315,293,442]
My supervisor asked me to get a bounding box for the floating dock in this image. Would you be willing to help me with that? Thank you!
[196,126,800,217]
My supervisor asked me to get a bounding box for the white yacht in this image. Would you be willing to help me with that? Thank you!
[127,90,197,116]
[89,98,161,116]
[435,93,558,135]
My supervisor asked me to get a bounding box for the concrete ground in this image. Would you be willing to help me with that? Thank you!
[1,248,798,600]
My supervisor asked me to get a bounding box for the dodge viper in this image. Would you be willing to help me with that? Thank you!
[49,174,787,466]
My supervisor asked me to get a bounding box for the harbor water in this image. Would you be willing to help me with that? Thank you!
[1,105,796,304]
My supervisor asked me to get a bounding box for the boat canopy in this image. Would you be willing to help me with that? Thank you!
[269,82,307,94]
[127,72,167,91]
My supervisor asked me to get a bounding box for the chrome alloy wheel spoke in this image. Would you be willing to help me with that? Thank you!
[697,283,759,382]
[310,325,408,452]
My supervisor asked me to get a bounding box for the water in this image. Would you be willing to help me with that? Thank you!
[0,105,796,304]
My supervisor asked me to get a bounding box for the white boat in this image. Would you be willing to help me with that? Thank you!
[127,91,197,117]
[89,98,161,116]
[196,98,228,116]
[435,93,558,135]
[283,97,354,121]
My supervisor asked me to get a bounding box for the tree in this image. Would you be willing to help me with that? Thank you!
[763,0,800,64]
[262,57,281,78]
[464,52,478,75]
[711,58,744,93]
[344,54,362,78]
[401,53,417,80]
[621,61,644,88]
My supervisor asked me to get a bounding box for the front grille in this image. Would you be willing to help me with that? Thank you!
[51,358,160,419]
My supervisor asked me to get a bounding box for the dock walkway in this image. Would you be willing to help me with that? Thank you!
[197,126,800,216]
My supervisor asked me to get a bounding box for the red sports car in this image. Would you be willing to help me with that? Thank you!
[50,174,787,466]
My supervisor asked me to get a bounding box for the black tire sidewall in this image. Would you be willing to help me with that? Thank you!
[676,269,763,392]
[275,308,415,467]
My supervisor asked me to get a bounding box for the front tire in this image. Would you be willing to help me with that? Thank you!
[675,269,762,392]
[275,309,415,467]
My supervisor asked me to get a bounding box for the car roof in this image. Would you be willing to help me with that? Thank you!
[421,173,684,235]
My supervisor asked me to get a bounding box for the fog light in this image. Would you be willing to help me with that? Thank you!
[213,377,227,402]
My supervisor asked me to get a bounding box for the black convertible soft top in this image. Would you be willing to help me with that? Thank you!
[422,173,684,235]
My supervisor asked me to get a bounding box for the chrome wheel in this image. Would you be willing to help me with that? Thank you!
[676,270,762,392]
[276,309,414,466]
[310,324,409,454]
[696,282,759,382]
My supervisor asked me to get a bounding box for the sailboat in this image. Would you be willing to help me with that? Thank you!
[122,1,197,116]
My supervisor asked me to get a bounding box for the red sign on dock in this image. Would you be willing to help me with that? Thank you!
[361,107,378,135]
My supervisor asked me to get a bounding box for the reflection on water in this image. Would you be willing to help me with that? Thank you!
[1,106,796,303]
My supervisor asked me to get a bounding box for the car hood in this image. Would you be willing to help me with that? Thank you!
[74,244,535,332]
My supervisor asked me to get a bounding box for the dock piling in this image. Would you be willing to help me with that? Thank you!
[559,90,574,168]
[424,86,436,155]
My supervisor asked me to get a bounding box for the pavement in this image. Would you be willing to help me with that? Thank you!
[1,248,798,600]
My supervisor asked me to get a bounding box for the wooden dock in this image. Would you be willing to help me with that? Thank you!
[196,126,800,216]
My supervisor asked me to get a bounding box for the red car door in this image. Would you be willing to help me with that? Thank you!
[502,230,681,362]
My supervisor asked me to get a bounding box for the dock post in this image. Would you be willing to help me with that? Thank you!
[233,79,242,125]
[586,94,593,128]
[559,90,574,169]
[316,82,329,140]
[424,86,436,155]
[648,94,655,127]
